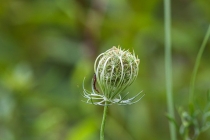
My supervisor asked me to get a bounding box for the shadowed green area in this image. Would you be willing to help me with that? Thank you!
[0,0,210,140]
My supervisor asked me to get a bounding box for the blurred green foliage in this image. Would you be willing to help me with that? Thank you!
[0,0,210,140]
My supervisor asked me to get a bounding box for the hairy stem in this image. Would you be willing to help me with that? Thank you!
[100,102,108,140]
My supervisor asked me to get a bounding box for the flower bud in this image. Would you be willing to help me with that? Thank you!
[94,46,139,99]
[83,46,143,105]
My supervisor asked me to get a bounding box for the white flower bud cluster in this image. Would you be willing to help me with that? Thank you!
[83,46,144,105]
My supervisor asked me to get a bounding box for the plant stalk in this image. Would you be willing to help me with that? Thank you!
[164,0,177,140]
[189,25,210,104]
[100,102,108,140]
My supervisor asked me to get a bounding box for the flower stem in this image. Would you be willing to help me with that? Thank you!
[164,0,177,140]
[100,102,108,140]
[189,25,210,104]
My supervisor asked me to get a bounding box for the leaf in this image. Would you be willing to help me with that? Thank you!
[165,113,178,128]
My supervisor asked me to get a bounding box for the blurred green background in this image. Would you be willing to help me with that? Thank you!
[0,0,210,140]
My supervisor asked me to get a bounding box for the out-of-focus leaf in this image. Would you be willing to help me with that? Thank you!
[33,108,67,134]
[66,117,98,140]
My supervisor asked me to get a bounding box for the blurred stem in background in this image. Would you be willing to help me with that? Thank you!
[189,25,210,107]
[164,0,177,140]
[179,25,210,140]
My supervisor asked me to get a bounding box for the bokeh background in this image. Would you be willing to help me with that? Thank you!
[0,0,210,140]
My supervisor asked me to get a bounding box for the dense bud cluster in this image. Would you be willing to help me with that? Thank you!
[83,46,143,105]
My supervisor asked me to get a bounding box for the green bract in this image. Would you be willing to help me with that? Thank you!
[83,46,144,105]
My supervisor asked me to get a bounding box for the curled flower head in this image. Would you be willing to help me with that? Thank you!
[83,46,144,105]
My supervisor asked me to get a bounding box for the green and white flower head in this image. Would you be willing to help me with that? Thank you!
[83,46,144,105]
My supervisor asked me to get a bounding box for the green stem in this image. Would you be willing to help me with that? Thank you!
[100,102,108,140]
[189,25,210,104]
[164,0,177,140]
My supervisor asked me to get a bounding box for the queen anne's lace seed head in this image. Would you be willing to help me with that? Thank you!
[83,46,144,105]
